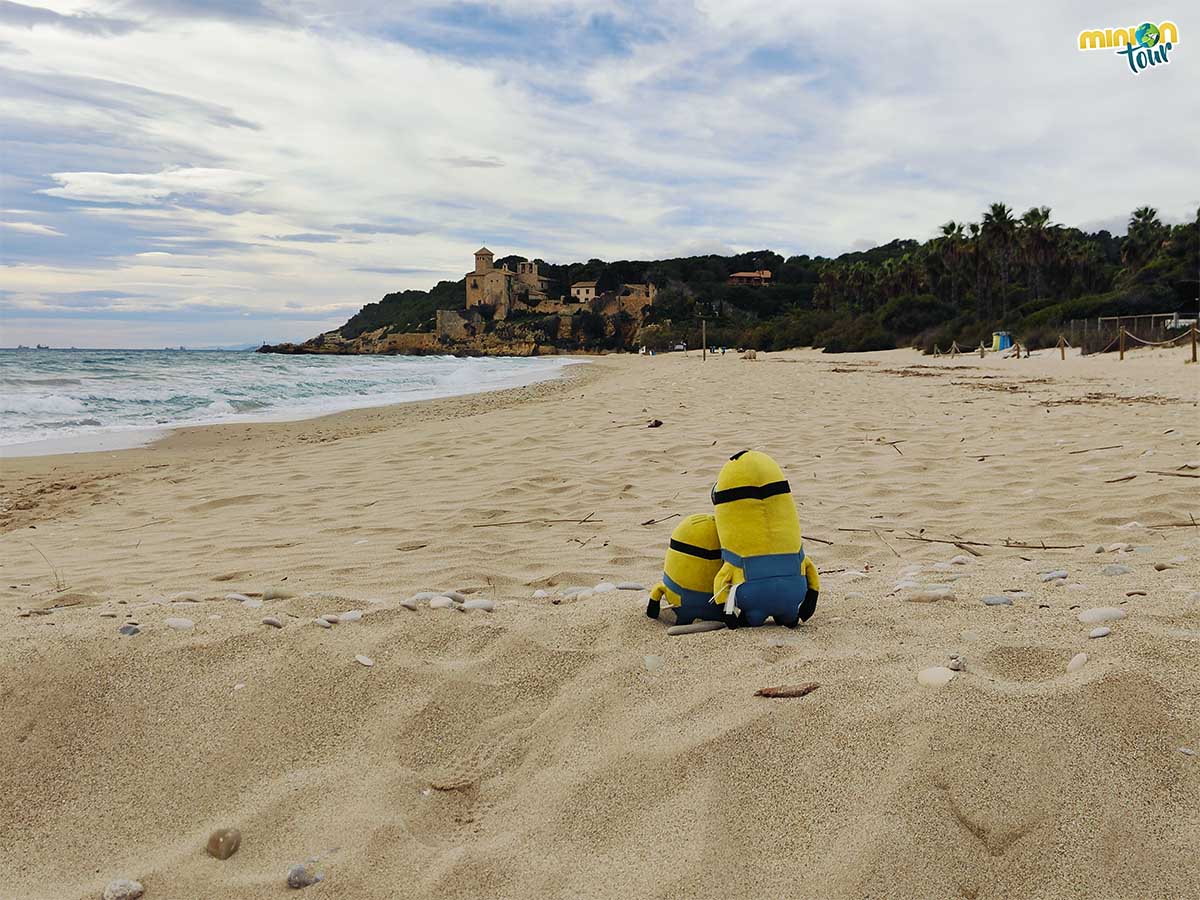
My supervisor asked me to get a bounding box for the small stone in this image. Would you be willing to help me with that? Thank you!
[170,591,199,602]
[429,596,454,609]
[1125,590,1147,597]
[643,654,663,671]
[339,610,362,622]
[233,682,246,691]
[1078,607,1127,625]
[1066,583,1088,592]
[118,624,140,636]
[666,621,726,636]
[100,611,118,618]
[594,581,616,593]
[1093,545,1105,554]
[262,616,283,628]
[617,581,645,591]
[242,598,263,609]
[103,878,145,900]
[981,595,1013,606]
[1153,562,1175,572]
[905,588,953,603]
[917,666,956,687]
[460,598,494,611]
[1041,570,1068,582]
[319,614,340,624]
[287,862,324,889]
[575,589,594,600]
[313,617,332,629]
[1100,564,1131,577]
[1106,542,1132,553]
[1088,626,1111,639]
[532,589,549,598]
[950,555,973,566]
[400,598,419,611]
[948,659,965,672]
[355,654,374,667]
[412,591,437,601]
[892,579,920,591]
[444,590,468,602]
[1067,652,1088,673]
[226,592,253,603]
[206,827,241,859]
[1180,747,1196,757]
[164,617,194,630]
[263,587,295,601]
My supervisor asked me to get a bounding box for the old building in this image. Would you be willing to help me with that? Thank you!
[727,269,772,287]
[570,281,598,301]
[465,247,553,320]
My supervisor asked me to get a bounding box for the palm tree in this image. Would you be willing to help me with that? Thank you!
[1019,206,1055,301]
[939,221,966,305]
[1123,206,1164,270]
[982,203,1016,319]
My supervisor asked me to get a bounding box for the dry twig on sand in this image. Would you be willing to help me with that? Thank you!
[755,683,820,699]
[1147,470,1200,479]
[1068,444,1123,455]
[640,514,680,526]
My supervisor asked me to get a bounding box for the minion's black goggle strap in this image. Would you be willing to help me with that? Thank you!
[668,538,722,560]
[710,480,792,505]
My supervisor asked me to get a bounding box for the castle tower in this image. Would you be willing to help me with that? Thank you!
[474,246,494,274]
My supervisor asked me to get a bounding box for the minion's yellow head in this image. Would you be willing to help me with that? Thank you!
[712,450,801,558]
[660,513,722,602]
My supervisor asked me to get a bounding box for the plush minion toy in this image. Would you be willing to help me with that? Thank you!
[647,514,725,626]
[711,450,820,627]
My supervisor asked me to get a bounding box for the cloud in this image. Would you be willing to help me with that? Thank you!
[41,167,267,204]
[0,220,63,235]
[271,232,340,242]
[0,1,138,35]
[441,155,505,169]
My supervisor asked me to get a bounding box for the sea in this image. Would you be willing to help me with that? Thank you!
[0,349,579,456]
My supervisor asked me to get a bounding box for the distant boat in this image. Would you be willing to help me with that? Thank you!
[17,344,30,350]
[36,344,50,350]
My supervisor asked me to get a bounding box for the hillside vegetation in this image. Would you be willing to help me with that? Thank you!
[330,205,1198,352]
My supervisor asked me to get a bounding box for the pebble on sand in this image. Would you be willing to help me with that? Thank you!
[164,617,194,630]
[950,555,973,566]
[1180,748,1196,757]
[1067,652,1088,673]
[1088,626,1112,639]
[412,591,437,601]
[206,827,241,860]
[103,879,145,900]
[460,598,495,611]
[225,593,253,603]
[400,598,419,611]
[319,614,340,625]
[594,581,617,593]
[339,610,363,622]
[313,618,332,629]
[1078,607,1127,625]
[948,658,965,672]
[118,624,140,636]
[444,590,469,602]
[242,598,264,609]
[666,621,726,636]
[286,863,324,889]
[262,616,283,628]
[1041,570,1069,582]
[617,582,646,591]
[355,654,374,667]
[532,589,550,599]
[263,587,295,601]
[643,655,663,671]
[1101,564,1132,576]
[905,588,953,603]
[429,596,455,609]
[981,595,1013,606]
[917,666,956,687]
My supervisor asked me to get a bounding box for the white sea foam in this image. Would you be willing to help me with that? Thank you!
[0,349,580,455]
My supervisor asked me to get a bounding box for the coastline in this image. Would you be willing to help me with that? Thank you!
[2,346,1197,899]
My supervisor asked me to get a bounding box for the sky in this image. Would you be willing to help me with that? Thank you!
[0,1,1197,348]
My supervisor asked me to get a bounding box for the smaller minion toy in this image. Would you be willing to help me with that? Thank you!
[647,514,725,626]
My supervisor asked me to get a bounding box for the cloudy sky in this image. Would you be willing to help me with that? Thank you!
[1,1,1196,347]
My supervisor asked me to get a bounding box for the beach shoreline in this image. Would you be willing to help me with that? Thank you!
[2,346,1197,899]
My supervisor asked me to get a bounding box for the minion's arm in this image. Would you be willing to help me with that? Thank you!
[800,555,820,622]
[713,563,735,612]
[647,583,666,619]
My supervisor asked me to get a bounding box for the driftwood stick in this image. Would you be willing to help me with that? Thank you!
[805,534,835,546]
[640,513,681,526]
[1147,470,1200,479]
[897,534,1084,550]
[755,683,820,699]
[474,516,604,528]
[953,542,984,557]
[1068,444,1123,455]
[874,529,901,557]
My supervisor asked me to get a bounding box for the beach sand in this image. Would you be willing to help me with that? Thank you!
[1,347,1198,899]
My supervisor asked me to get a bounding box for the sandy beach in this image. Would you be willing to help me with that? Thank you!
[2,347,1198,899]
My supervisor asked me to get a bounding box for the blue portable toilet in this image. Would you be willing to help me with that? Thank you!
[992,331,1012,351]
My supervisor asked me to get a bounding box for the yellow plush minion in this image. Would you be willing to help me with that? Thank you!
[711,450,819,627]
[647,514,725,625]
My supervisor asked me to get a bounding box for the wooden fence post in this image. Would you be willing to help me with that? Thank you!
[1057,335,1066,360]
[1119,326,1126,360]
[1192,324,1197,364]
